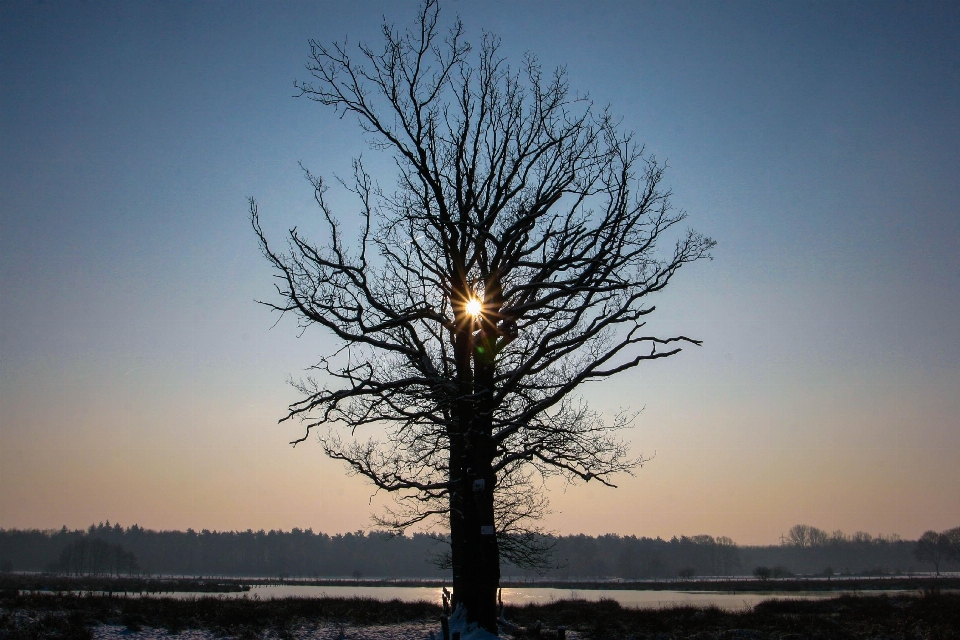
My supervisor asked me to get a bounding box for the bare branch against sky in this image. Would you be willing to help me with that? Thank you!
[251,1,713,626]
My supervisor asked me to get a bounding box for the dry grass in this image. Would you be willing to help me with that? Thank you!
[1,587,957,639]
[505,591,960,639]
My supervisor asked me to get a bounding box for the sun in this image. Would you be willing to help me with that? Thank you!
[465,298,482,317]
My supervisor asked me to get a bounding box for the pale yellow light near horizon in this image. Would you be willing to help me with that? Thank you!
[465,298,482,317]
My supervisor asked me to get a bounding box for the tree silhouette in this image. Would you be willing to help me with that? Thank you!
[914,529,954,577]
[788,524,829,548]
[251,0,713,632]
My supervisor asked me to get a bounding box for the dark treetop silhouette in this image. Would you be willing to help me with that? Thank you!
[251,0,713,633]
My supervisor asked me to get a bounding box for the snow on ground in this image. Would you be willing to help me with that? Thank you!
[92,621,442,639]
[93,627,218,640]
[446,604,500,640]
[90,621,581,639]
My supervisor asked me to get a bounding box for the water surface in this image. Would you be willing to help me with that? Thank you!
[121,584,904,611]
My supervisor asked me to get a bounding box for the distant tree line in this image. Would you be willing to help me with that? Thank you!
[0,522,448,578]
[1,522,957,579]
[55,538,139,576]
[785,523,901,549]
[519,534,741,579]
[743,525,960,578]
[914,528,960,577]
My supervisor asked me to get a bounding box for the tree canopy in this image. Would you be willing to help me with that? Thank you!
[252,0,713,631]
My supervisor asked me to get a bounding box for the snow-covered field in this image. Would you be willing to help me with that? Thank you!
[4,600,579,640]
[89,621,581,639]
[91,621,443,639]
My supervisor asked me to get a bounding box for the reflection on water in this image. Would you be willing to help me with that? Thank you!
[103,584,898,611]
[498,587,842,610]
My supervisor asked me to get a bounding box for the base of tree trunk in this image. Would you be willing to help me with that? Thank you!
[448,603,503,639]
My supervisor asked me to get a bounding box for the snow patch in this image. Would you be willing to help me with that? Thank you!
[448,603,501,640]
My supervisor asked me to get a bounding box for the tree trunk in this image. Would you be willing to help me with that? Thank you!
[451,453,499,632]
[449,314,501,634]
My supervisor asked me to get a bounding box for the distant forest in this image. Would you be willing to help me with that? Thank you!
[1,522,955,579]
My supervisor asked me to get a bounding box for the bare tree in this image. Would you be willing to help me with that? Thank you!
[251,1,713,632]
[715,536,740,576]
[915,529,954,577]
[787,524,811,548]
[788,524,828,548]
[948,527,960,563]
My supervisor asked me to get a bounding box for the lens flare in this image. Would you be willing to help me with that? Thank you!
[465,299,482,317]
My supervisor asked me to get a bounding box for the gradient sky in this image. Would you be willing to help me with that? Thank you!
[2,1,958,545]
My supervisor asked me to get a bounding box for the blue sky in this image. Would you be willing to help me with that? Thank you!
[2,0,958,544]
